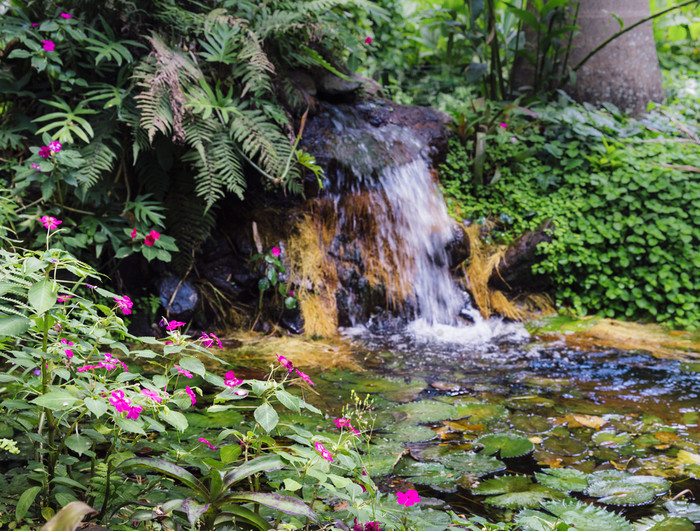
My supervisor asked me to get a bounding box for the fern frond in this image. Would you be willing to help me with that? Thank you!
[78,113,121,188]
[133,35,202,144]
[210,131,246,200]
[238,31,275,97]
[229,104,285,177]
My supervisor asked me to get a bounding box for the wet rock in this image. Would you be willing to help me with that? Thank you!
[159,277,199,317]
[446,223,471,269]
[317,72,362,99]
[280,307,304,334]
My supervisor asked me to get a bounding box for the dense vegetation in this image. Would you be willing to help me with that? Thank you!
[1,0,699,529]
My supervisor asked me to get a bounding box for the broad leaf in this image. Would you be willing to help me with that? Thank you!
[0,315,32,337]
[476,432,534,458]
[535,468,588,492]
[28,278,58,314]
[543,500,633,530]
[15,486,42,521]
[31,390,79,411]
[226,492,317,521]
[254,402,278,433]
[119,457,208,496]
[223,455,285,490]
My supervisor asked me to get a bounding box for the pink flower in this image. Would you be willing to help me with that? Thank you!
[31,23,39,27]
[334,418,352,428]
[30,163,41,171]
[499,122,507,129]
[199,438,216,451]
[38,146,52,158]
[271,247,281,257]
[114,295,133,315]
[130,227,137,239]
[77,364,99,372]
[42,40,55,51]
[277,355,294,372]
[364,37,372,44]
[174,365,193,378]
[314,442,333,462]
[144,230,160,247]
[141,388,162,403]
[185,386,196,406]
[39,216,62,230]
[233,389,248,397]
[396,489,421,507]
[288,290,295,296]
[57,295,74,302]
[161,319,186,331]
[48,141,62,153]
[354,520,382,531]
[60,13,71,19]
[61,338,74,359]
[510,136,517,144]
[224,370,242,387]
[109,390,131,413]
[295,369,314,386]
[126,404,143,420]
[201,332,223,349]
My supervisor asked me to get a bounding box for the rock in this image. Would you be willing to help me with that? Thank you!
[159,277,199,317]
[446,223,471,269]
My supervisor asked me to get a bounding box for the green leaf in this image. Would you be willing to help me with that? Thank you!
[115,415,146,435]
[476,432,534,458]
[274,389,301,412]
[40,502,96,531]
[220,444,242,465]
[254,402,279,432]
[31,390,79,411]
[222,455,285,491]
[437,452,506,478]
[633,515,695,531]
[28,278,58,314]
[15,485,41,521]
[586,480,656,506]
[65,434,92,456]
[535,468,588,492]
[0,315,32,337]
[394,399,458,423]
[473,475,566,509]
[178,356,206,377]
[226,492,317,522]
[180,498,210,527]
[543,500,633,530]
[283,478,303,492]
[159,408,189,432]
[665,501,700,523]
[119,457,208,496]
[516,509,560,531]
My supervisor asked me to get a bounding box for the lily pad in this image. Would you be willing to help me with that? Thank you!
[394,460,456,485]
[664,501,700,523]
[366,452,401,477]
[542,500,633,531]
[472,475,566,509]
[592,430,631,448]
[437,452,505,478]
[382,421,435,443]
[476,433,534,458]
[393,400,458,423]
[542,435,588,456]
[586,480,656,506]
[632,515,695,531]
[515,509,559,531]
[452,402,508,423]
[535,467,588,492]
[588,470,671,495]
[510,414,554,434]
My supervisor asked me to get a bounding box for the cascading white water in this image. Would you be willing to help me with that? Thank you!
[304,104,527,343]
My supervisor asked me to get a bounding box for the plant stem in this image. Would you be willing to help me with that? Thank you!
[572,0,699,72]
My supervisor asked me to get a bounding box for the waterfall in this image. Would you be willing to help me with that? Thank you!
[304,104,467,326]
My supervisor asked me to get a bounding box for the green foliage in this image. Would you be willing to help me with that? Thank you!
[440,90,700,329]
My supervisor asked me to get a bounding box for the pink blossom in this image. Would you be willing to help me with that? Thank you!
[38,146,52,158]
[61,338,74,359]
[199,438,216,450]
[39,216,62,230]
[144,230,160,247]
[130,227,137,239]
[60,13,71,19]
[277,355,294,372]
[397,489,421,507]
[354,520,382,531]
[57,295,74,302]
[161,318,186,331]
[271,247,281,257]
[174,365,193,378]
[141,388,162,403]
[31,23,39,27]
[289,290,295,296]
[295,369,314,386]
[314,442,333,462]
[233,389,248,397]
[224,370,242,387]
[201,332,223,349]
[499,122,507,129]
[109,390,131,413]
[48,141,62,153]
[41,40,55,51]
[77,364,99,372]
[126,404,143,420]
[334,418,352,428]
[185,386,196,406]
[30,163,40,171]
[364,37,372,44]
[114,295,133,315]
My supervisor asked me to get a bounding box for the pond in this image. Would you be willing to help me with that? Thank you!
[224,318,700,529]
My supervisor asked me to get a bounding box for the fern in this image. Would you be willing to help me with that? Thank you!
[238,30,275,97]
[78,113,120,188]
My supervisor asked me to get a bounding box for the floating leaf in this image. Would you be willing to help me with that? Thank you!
[366,452,400,476]
[393,400,458,423]
[592,430,631,447]
[543,500,633,530]
[510,414,554,434]
[664,501,700,523]
[588,470,670,495]
[472,475,566,509]
[586,480,656,506]
[542,435,588,456]
[438,452,505,478]
[515,509,560,531]
[453,402,508,423]
[394,460,455,485]
[632,515,695,531]
[476,432,534,458]
[383,422,435,443]
[677,449,700,466]
[535,467,588,492]
[568,414,607,430]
